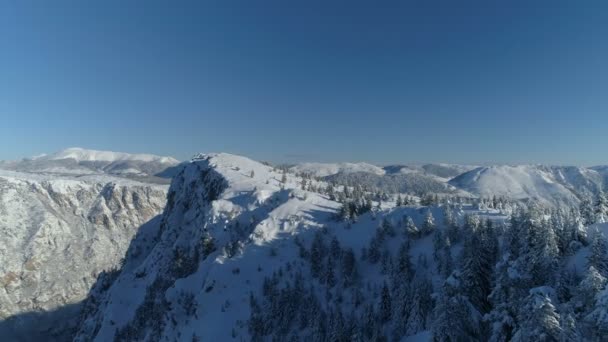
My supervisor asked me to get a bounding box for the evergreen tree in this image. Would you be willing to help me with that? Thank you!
[432,272,481,341]
[404,216,419,238]
[367,236,382,264]
[558,308,582,342]
[395,240,414,283]
[574,266,606,314]
[595,191,608,224]
[579,197,595,226]
[521,210,559,286]
[461,230,493,315]
[380,282,392,323]
[588,232,608,277]
[486,256,522,342]
[585,283,608,339]
[341,248,357,286]
[405,276,432,336]
[324,257,336,287]
[421,210,436,236]
[433,229,446,273]
[444,207,460,243]
[440,241,454,279]
[512,287,561,342]
[310,232,326,278]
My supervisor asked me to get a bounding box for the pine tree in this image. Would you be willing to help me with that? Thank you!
[432,272,481,341]
[396,241,414,283]
[595,191,608,223]
[404,216,419,238]
[460,225,494,316]
[421,210,436,236]
[586,283,608,339]
[310,232,326,278]
[367,236,381,264]
[486,256,521,342]
[522,210,559,287]
[433,229,446,273]
[396,195,403,207]
[380,282,392,323]
[444,207,460,243]
[579,197,595,225]
[574,266,606,313]
[330,236,341,259]
[588,232,608,278]
[341,248,357,287]
[440,241,454,278]
[512,287,561,342]
[324,257,336,287]
[405,276,432,336]
[558,307,582,342]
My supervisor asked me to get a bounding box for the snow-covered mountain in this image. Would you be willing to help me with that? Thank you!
[0,149,176,341]
[449,165,603,206]
[67,153,608,341]
[0,148,180,182]
[71,153,498,341]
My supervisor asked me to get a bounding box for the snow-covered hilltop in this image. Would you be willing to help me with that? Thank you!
[0,149,177,341]
[72,153,498,341]
[450,165,604,206]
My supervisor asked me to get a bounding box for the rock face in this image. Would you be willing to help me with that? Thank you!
[0,151,174,341]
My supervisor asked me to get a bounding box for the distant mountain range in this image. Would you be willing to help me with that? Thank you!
[0,147,181,183]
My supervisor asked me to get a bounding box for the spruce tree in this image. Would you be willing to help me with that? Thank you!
[579,197,595,226]
[595,191,608,224]
[404,216,419,238]
[432,272,481,341]
[421,210,436,236]
[512,287,561,342]
[586,283,608,339]
[396,241,414,283]
[588,232,608,277]
[380,282,392,323]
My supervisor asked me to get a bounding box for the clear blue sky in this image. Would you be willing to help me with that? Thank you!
[1,1,607,165]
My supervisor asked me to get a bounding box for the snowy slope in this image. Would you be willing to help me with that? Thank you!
[449,165,603,205]
[0,167,169,340]
[73,153,503,341]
